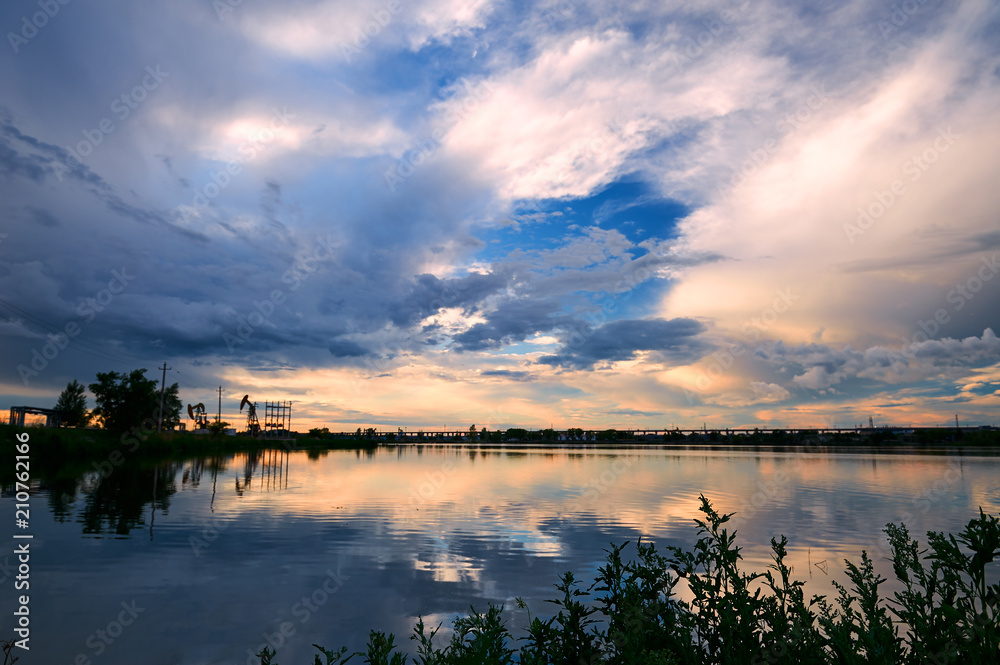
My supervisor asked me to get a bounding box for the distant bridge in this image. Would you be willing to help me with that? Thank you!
[329,425,991,442]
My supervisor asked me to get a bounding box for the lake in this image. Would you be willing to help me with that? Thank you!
[3,444,999,664]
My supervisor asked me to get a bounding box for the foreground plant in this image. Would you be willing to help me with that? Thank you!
[258,495,1000,665]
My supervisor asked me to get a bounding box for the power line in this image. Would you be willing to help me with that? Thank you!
[0,297,152,366]
[0,298,148,361]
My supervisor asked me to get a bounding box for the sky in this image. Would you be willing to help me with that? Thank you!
[1,0,998,432]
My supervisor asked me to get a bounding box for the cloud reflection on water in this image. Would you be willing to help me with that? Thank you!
[6,445,999,664]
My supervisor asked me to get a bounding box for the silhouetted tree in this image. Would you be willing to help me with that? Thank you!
[89,369,180,434]
[54,379,89,427]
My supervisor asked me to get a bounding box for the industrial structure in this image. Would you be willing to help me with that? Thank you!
[239,395,292,439]
[240,394,259,436]
[262,401,293,438]
[187,402,209,430]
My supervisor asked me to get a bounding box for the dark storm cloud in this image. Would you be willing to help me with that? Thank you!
[389,271,511,327]
[23,206,58,227]
[525,244,726,299]
[0,108,106,187]
[746,329,1000,391]
[452,298,575,351]
[538,317,709,369]
[2,0,734,406]
[0,111,208,241]
[328,338,369,358]
[0,102,501,393]
[261,179,286,231]
[0,140,47,182]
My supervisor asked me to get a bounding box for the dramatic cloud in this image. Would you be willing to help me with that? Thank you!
[781,329,1000,389]
[1,0,998,429]
[538,318,710,370]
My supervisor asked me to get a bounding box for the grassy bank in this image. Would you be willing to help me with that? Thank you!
[0,424,375,486]
[0,423,377,454]
[259,496,999,665]
[3,422,255,455]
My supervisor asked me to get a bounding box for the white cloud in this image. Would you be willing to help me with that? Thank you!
[236,0,493,60]
[441,23,787,200]
[750,381,791,403]
[662,0,1000,350]
[792,366,845,391]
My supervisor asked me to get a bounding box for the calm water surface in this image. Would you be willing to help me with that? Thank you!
[3,445,999,665]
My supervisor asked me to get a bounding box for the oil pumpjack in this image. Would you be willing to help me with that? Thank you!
[240,394,260,436]
[187,403,209,430]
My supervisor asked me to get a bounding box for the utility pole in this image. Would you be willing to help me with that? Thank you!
[217,386,224,423]
[157,363,171,433]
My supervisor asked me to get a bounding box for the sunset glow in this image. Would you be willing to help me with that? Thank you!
[1,0,998,431]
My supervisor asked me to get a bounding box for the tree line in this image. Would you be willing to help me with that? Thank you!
[52,369,182,434]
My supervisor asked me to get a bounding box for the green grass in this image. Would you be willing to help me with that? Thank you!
[258,496,999,665]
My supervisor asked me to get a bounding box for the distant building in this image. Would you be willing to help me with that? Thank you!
[8,406,61,428]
